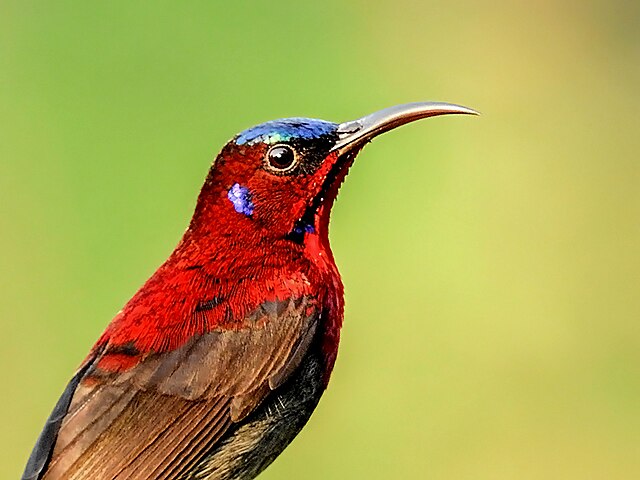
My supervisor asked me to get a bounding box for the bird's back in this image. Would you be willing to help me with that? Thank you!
[24,296,333,480]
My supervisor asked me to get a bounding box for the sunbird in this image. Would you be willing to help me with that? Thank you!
[23,102,476,480]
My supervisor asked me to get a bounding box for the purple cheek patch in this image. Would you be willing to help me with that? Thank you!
[227,183,254,216]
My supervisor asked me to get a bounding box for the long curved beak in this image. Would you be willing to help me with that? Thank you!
[331,102,478,155]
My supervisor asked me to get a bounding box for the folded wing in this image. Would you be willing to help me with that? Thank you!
[23,296,319,480]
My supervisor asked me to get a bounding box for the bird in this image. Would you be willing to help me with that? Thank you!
[22,102,477,480]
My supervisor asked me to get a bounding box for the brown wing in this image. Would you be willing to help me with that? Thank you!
[32,296,318,480]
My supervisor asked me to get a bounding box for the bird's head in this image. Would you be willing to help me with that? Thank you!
[189,102,477,254]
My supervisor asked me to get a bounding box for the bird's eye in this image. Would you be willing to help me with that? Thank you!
[266,145,297,173]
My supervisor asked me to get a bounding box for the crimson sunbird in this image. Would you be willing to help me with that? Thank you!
[22,102,476,480]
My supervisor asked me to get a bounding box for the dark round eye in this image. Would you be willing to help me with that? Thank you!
[266,145,297,172]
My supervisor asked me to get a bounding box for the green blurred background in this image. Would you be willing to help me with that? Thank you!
[2,1,639,478]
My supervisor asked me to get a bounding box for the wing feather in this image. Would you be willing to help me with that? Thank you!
[29,295,319,480]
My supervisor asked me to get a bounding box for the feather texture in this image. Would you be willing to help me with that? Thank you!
[26,296,318,480]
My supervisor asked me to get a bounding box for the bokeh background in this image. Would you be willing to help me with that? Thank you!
[2,1,639,478]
